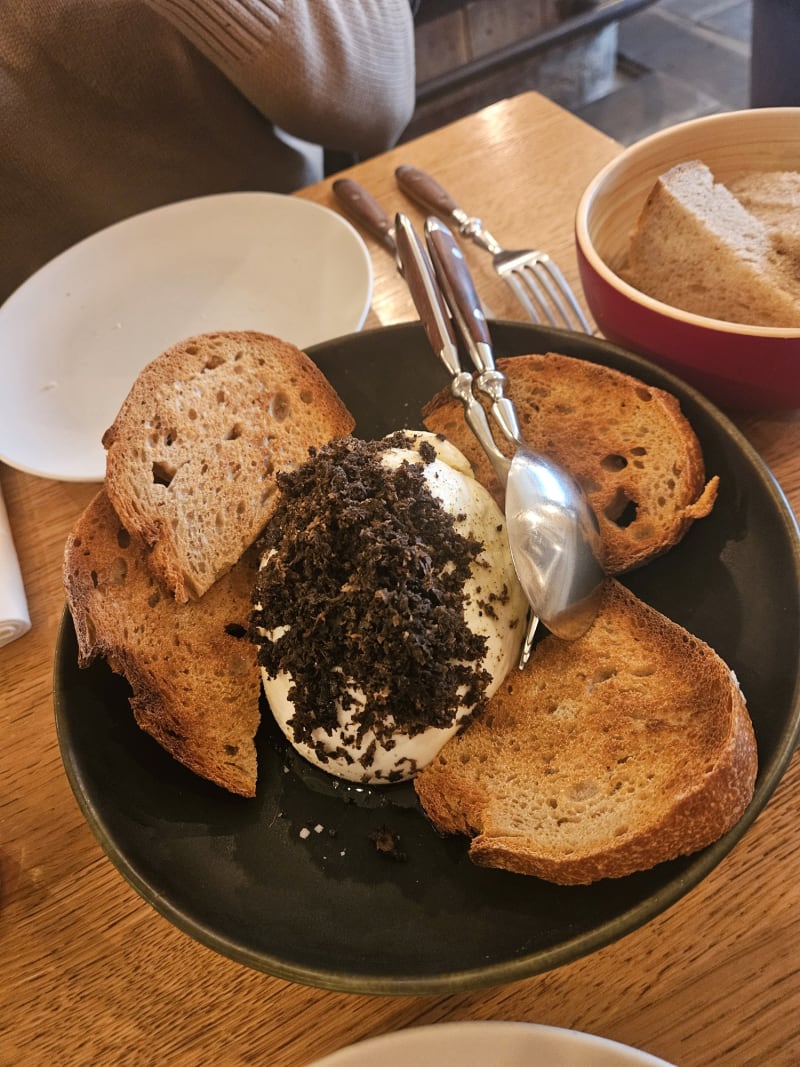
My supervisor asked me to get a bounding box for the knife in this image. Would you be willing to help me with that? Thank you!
[332,178,397,255]
[393,212,509,484]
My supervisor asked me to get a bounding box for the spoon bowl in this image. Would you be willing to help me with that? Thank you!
[505,449,604,641]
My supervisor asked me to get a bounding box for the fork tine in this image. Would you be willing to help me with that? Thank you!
[528,259,579,329]
[521,261,574,329]
[500,270,544,324]
[504,267,556,326]
[535,257,592,333]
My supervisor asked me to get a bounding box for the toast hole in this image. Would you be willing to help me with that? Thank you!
[588,666,617,689]
[224,423,244,441]
[203,353,224,370]
[188,408,198,421]
[270,392,290,421]
[224,623,247,639]
[236,501,246,516]
[600,453,627,472]
[185,344,199,355]
[217,389,226,404]
[109,558,127,585]
[224,744,239,755]
[165,430,176,446]
[90,569,99,588]
[603,489,638,528]
[116,527,131,549]
[569,781,597,801]
[635,387,652,402]
[234,350,244,361]
[630,446,647,456]
[215,512,225,530]
[152,461,176,488]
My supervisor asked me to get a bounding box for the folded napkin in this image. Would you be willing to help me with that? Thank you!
[0,483,31,648]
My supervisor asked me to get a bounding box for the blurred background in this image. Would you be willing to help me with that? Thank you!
[404,0,753,146]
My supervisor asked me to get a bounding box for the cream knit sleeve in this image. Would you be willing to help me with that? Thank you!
[144,0,416,155]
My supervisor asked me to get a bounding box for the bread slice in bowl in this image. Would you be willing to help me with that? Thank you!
[422,352,718,573]
[64,489,261,796]
[103,330,355,602]
[727,169,800,266]
[623,160,800,327]
[414,579,757,884]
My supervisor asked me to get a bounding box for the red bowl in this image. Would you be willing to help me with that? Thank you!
[575,109,800,411]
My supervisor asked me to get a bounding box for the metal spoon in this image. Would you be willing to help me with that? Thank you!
[420,215,606,646]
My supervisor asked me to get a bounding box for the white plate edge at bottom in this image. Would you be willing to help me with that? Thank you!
[307,1020,676,1067]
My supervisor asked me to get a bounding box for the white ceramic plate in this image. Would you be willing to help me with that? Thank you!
[0,192,372,482]
[309,1022,675,1067]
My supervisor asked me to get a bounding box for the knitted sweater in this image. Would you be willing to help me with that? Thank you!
[0,0,416,302]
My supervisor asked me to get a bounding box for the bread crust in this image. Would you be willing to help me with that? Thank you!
[103,330,355,602]
[414,579,757,884]
[64,489,261,796]
[423,352,718,573]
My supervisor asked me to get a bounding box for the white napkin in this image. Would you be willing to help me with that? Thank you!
[0,483,31,648]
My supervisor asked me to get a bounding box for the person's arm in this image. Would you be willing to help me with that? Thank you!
[144,0,416,156]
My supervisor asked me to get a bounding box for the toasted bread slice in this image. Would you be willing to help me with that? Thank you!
[64,489,261,796]
[423,352,718,573]
[623,160,800,327]
[103,330,355,602]
[415,579,757,884]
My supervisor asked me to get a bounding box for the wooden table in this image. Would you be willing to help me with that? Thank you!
[2,92,799,1067]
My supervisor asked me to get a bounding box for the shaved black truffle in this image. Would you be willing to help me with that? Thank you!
[249,434,491,757]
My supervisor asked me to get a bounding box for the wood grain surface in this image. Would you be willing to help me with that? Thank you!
[2,93,798,1067]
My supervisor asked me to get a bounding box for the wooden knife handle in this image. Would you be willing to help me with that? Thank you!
[332,178,396,253]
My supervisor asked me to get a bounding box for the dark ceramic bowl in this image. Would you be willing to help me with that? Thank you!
[55,322,800,994]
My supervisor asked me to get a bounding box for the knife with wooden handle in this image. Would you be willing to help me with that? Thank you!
[332,178,397,255]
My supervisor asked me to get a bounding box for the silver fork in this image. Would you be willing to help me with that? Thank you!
[395,165,591,333]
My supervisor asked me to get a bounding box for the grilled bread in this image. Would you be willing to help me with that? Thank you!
[415,579,757,884]
[103,330,355,602]
[422,351,718,573]
[64,489,261,796]
[623,160,800,327]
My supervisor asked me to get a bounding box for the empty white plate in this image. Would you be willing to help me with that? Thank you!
[0,192,372,482]
[309,1021,675,1067]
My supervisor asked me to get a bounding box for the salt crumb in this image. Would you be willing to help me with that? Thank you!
[299,827,310,840]
[314,823,324,834]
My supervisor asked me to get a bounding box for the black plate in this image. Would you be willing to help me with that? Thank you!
[54,322,800,995]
